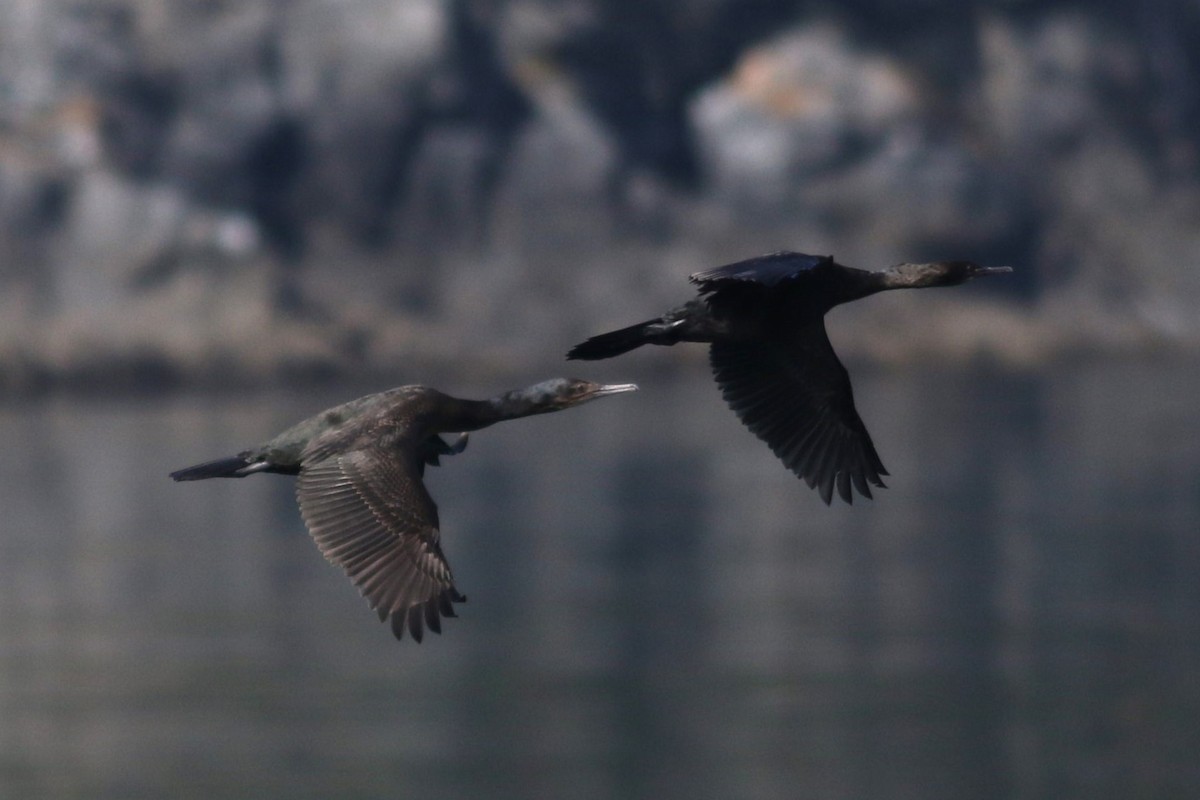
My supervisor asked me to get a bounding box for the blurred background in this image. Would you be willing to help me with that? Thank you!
[1,1,1198,798]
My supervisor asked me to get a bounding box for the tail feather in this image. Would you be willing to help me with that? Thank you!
[567,319,660,360]
[170,455,254,481]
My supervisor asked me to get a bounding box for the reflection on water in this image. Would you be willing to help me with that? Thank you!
[1,360,1198,799]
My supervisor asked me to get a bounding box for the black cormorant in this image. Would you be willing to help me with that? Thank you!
[567,251,1011,504]
[170,378,638,642]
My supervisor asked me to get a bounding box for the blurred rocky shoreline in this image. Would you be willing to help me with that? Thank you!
[1,1,1197,396]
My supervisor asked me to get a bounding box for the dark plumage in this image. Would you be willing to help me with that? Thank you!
[170,378,637,642]
[568,251,1011,504]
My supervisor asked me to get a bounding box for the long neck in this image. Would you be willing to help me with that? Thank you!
[820,266,897,307]
[437,389,556,432]
[488,386,563,421]
[827,263,949,307]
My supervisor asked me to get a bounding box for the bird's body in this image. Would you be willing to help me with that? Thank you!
[568,251,1011,504]
[170,378,637,642]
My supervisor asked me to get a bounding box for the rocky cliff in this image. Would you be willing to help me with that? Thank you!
[1,1,1197,393]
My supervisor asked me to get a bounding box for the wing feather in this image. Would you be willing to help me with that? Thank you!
[690,251,832,289]
[296,447,465,642]
[709,332,887,504]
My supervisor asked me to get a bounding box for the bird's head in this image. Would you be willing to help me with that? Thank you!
[893,260,1013,287]
[530,378,639,411]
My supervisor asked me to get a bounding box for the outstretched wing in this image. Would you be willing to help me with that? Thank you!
[296,445,465,642]
[709,331,887,504]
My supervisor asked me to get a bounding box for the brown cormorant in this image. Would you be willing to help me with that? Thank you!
[170,378,638,642]
[567,251,1011,504]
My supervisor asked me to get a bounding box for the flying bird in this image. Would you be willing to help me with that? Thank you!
[568,251,1011,504]
[170,378,637,641]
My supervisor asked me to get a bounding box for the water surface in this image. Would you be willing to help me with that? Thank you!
[1,360,1198,799]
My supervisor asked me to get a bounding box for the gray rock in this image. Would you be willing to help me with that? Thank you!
[1,1,1199,392]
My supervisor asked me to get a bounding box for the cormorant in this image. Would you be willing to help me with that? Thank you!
[170,378,638,642]
[567,251,1011,504]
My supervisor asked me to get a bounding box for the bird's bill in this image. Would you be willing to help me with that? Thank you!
[973,265,1013,277]
[591,382,639,397]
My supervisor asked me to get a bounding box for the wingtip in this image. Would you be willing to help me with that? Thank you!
[386,590,467,643]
